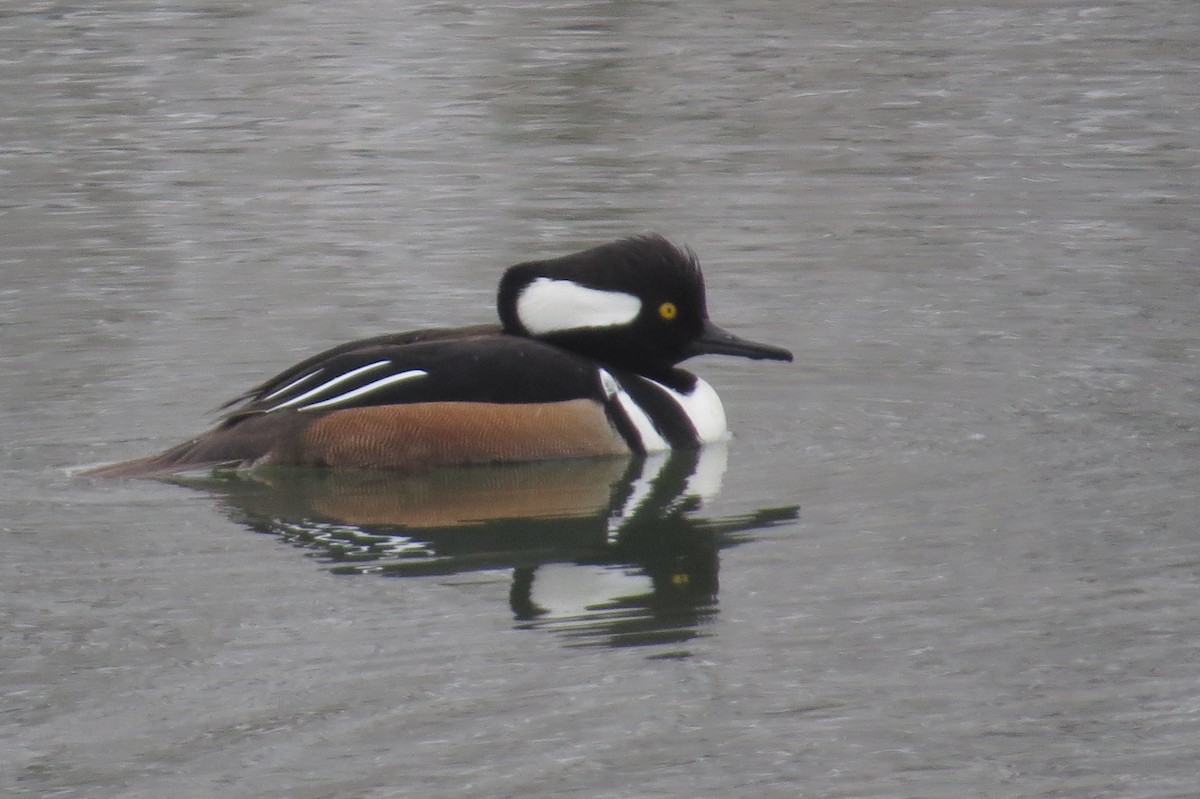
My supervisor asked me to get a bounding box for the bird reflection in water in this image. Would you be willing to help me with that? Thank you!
[178,446,798,649]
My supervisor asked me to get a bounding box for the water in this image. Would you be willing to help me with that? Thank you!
[3,1,1199,797]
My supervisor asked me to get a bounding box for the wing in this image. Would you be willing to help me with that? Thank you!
[222,329,607,421]
[218,324,501,411]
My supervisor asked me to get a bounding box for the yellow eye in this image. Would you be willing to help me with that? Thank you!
[658,302,678,321]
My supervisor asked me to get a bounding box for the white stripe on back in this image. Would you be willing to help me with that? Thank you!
[265,360,393,412]
[297,369,427,412]
[261,370,322,402]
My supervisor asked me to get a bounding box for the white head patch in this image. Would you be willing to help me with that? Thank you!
[516,277,642,335]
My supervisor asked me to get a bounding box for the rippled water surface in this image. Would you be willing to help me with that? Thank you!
[3,2,1199,797]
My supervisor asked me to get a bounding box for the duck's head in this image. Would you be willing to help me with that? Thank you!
[497,235,793,377]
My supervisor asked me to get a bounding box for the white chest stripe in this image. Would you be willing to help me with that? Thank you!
[643,375,728,444]
[518,278,642,335]
[296,369,427,412]
[265,360,392,412]
[598,369,669,452]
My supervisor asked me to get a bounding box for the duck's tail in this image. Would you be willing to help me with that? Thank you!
[82,414,303,478]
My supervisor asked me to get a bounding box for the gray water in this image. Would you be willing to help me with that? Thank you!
[3,1,1199,797]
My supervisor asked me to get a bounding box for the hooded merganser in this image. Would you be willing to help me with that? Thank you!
[87,235,792,477]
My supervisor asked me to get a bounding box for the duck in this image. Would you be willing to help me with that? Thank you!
[87,235,792,478]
